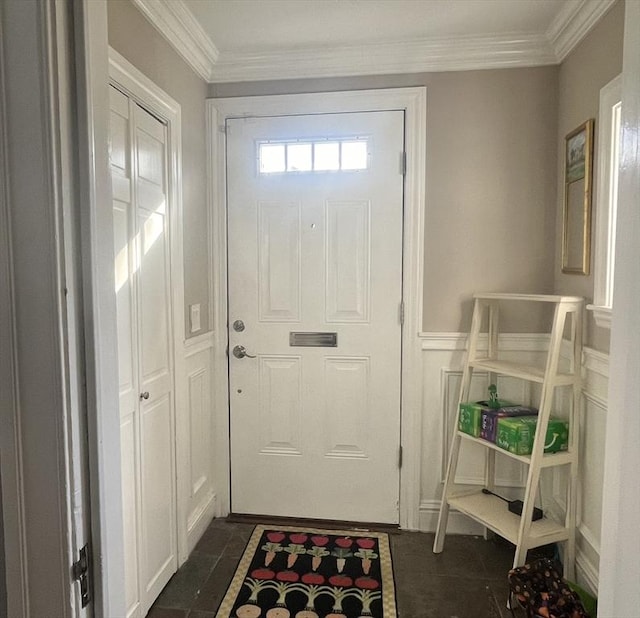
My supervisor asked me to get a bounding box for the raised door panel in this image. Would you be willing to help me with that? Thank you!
[323,357,370,459]
[140,395,175,593]
[188,368,208,497]
[258,201,301,322]
[121,417,140,618]
[258,356,302,456]
[326,200,371,323]
[137,207,170,387]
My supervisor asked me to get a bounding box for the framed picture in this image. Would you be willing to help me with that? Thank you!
[562,119,594,274]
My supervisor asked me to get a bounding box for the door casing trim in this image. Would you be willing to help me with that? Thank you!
[207,87,426,529]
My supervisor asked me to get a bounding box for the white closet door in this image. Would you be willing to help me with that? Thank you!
[110,85,177,618]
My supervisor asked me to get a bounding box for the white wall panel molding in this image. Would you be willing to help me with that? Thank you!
[418,499,484,536]
[130,0,218,82]
[578,521,601,556]
[576,547,599,594]
[582,346,609,379]
[582,387,608,412]
[552,341,609,593]
[420,331,549,352]
[184,330,214,358]
[547,0,617,62]
[184,342,215,554]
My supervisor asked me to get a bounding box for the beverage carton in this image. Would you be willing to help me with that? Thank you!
[458,400,513,438]
[480,406,538,443]
[496,416,569,455]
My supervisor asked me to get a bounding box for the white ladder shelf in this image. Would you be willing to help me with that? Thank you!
[432,293,583,579]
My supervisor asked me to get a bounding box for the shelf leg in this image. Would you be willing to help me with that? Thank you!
[483,448,496,541]
[433,432,462,553]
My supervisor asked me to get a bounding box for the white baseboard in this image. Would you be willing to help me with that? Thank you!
[575,548,599,595]
[418,500,484,535]
[186,492,217,555]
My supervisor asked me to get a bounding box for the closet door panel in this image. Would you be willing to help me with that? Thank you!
[133,102,176,608]
[110,85,141,617]
[111,87,177,616]
[140,394,174,591]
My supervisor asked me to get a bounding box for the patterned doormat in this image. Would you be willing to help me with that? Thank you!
[215,525,397,617]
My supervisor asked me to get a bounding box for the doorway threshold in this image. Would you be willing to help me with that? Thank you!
[227,512,400,534]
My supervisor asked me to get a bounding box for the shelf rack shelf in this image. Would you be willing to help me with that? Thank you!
[432,293,583,579]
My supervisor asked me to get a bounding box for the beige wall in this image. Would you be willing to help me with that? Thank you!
[108,0,210,337]
[555,0,625,352]
[211,67,559,332]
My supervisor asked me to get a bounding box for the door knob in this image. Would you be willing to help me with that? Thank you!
[232,345,256,359]
[140,391,150,400]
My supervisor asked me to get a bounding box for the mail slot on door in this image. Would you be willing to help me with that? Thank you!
[289,332,338,347]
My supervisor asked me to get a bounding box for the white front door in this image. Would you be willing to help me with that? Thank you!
[110,85,178,617]
[227,111,404,524]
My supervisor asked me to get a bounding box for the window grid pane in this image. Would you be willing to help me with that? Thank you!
[313,142,340,171]
[287,143,312,172]
[258,137,369,174]
[341,141,368,170]
[259,143,286,173]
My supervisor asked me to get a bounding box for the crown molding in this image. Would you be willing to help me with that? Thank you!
[130,0,218,82]
[130,0,616,84]
[211,34,557,83]
[547,0,617,61]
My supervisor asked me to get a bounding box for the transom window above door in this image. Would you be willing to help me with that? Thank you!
[258,137,369,174]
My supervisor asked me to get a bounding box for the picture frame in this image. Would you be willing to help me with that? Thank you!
[562,119,594,274]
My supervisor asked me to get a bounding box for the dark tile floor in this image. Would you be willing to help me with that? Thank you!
[147,518,521,618]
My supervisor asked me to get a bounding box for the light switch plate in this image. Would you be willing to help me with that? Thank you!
[190,303,201,333]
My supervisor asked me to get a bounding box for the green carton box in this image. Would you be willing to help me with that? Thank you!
[459,400,513,437]
[496,416,569,455]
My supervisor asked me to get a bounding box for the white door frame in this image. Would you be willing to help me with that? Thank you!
[207,87,426,530]
[0,1,97,615]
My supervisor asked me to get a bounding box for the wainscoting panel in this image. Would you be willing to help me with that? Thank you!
[575,348,609,593]
[183,334,216,555]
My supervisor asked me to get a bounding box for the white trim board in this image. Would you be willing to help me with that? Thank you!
[208,87,426,530]
[1,1,91,614]
[75,1,126,614]
[131,0,615,83]
[420,332,550,352]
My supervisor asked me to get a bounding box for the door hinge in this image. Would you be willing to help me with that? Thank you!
[400,151,407,176]
[219,124,227,134]
[398,446,403,469]
[72,544,91,608]
[399,300,405,326]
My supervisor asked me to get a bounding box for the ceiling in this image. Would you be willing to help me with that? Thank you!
[130,0,615,82]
